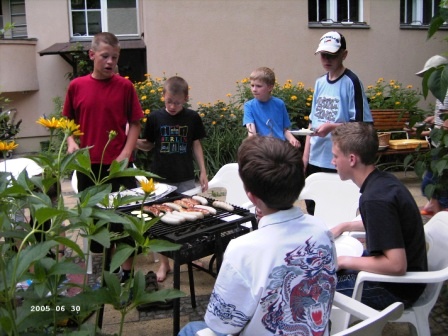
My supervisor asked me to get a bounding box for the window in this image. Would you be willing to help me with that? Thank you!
[400,0,444,26]
[0,0,28,38]
[70,0,139,39]
[308,0,365,26]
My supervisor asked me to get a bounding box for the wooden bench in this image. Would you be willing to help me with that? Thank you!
[371,109,429,170]
[372,109,410,132]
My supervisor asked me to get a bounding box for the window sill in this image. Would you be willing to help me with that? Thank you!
[308,22,370,29]
[400,24,448,30]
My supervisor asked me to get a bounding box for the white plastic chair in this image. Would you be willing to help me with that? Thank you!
[348,211,448,336]
[331,292,404,336]
[183,163,252,209]
[195,292,403,336]
[298,172,360,228]
[0,157,43,178]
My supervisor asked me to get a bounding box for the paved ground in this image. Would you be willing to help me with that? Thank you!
[61,171,448,336]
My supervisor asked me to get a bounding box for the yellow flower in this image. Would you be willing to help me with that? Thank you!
[140,178,156,194]
[367,85,373,89]
[142,118,147,123]
[290,95,297,101]
[212,121,217,125]
[0,140,19,152]
[150,89,155,94]
[141,95,147,100]
[200,113,205,117]
[58,118,84,136]
[241,78,248,84]
[407,85,413,89]
[145,109,150,115]
[304,116,309,120]
[36,117,60,129]
[377,78,384,83]
[395,101,401,106]
[226,93,232,97]
[306,103,311,107]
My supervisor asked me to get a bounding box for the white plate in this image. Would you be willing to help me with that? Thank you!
[97,183,176,209]
[290,129,315,136]
[334,235,363,257]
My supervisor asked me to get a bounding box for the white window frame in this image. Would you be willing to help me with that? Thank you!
[402,0,440,26]
[311,0,364,25]
[69,0,140,40]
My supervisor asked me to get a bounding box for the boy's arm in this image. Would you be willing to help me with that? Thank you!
[116,120,141,163]
[284,129,300,147]
[302,135,311,171]
[337,248,407,276]
[136,139,154,152]
[66,135,79,154]
[192,139,209,192]
[246,123,256,137]
[330,220,364,238]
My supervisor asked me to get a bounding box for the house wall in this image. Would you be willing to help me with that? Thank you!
[5,0,71,153]
[4,0,448,154]
[141,0,447,107]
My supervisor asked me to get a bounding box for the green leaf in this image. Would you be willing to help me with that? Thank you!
[109,244,135,272]
[49,259,85,275]
[15,241,57,278]
[148,239,182,253]
[90,227,111,249]
[427,15,446,39]
[435,159,448,175]
[428,68,448,102]
[79,183,112,208]
[33,207,65,226]
[53,235,84,257]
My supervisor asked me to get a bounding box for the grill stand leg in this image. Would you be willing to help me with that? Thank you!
[173,255,181,336]
[187,262,197,308]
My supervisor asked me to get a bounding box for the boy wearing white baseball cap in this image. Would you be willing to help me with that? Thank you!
[303,31,372,215]
[415,55,448,216]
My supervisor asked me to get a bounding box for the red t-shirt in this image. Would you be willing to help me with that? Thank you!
[63,74,143,164]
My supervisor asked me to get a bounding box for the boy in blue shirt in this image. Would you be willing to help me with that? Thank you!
[243,67,300,148]
[303,31,372,215]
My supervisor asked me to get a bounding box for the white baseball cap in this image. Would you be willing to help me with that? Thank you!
[315,31,346,54]
[416,55,448,77]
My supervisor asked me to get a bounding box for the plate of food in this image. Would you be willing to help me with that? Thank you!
[334,235,364,257]
[290,128,315,136]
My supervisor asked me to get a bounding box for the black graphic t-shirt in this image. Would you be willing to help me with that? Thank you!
[143,108,206,183]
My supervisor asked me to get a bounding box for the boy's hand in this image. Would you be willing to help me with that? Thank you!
[199,171,208,192]
[136,139,153,151]
[288,138,300,148]
[66,136,79,154]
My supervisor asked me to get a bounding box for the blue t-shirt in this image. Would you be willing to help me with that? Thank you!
[310,69,373,169]
[243,96,292,140]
